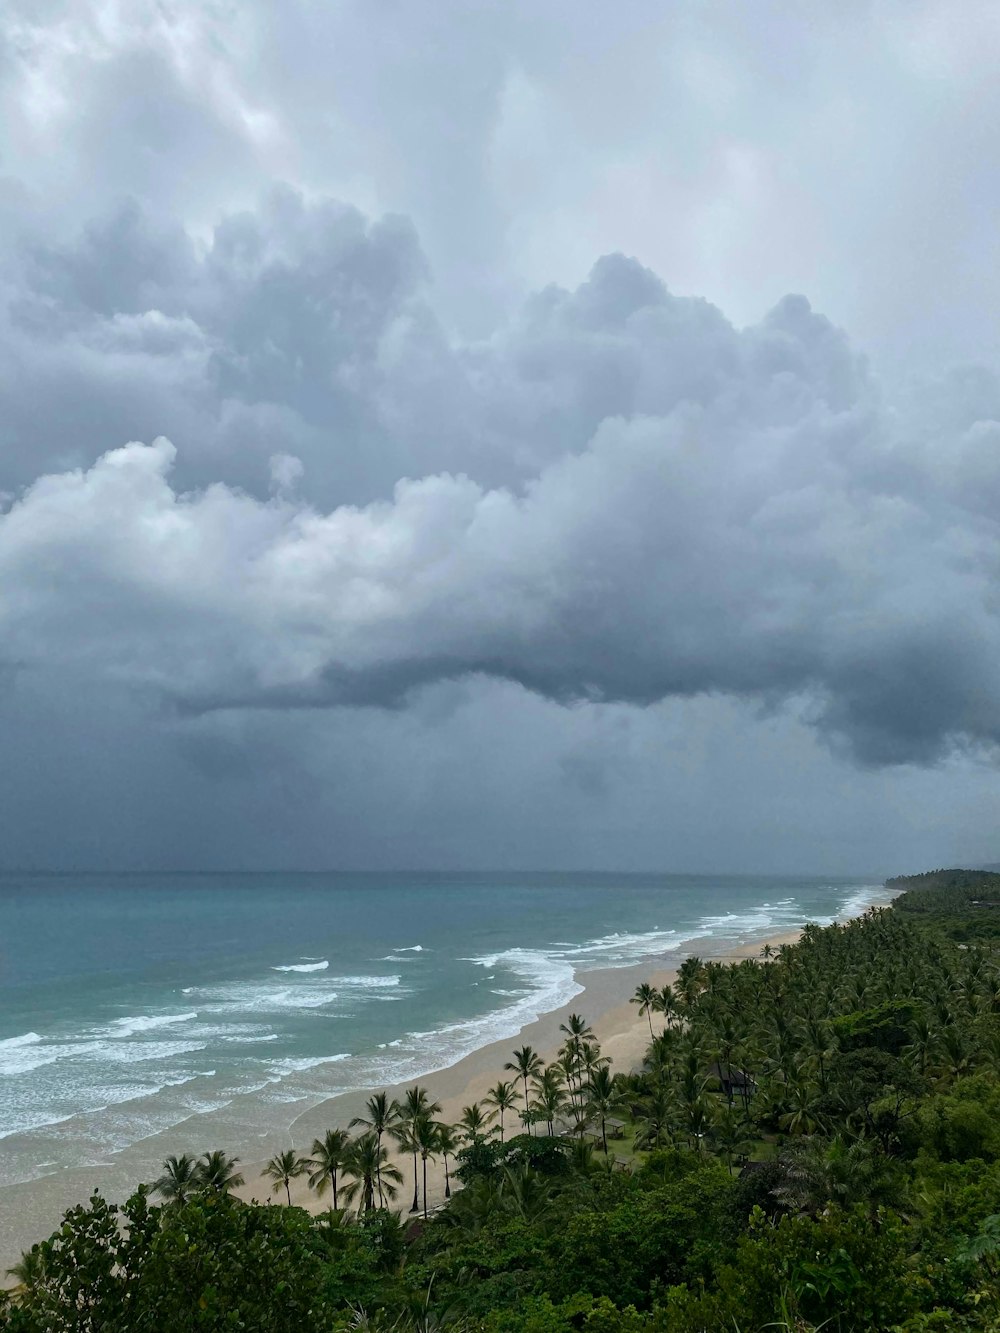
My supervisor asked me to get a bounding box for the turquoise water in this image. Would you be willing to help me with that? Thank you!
[0,871,885,1187]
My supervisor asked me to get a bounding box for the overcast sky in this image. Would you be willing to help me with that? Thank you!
[2,0,999,876]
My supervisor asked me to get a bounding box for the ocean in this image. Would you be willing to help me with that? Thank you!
[0,870,888,1194]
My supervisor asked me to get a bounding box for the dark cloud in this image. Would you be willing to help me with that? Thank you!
[1,222,998,769]
[3,1,1000,872]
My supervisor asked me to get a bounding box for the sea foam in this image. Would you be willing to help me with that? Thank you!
[108,1012,198,1037]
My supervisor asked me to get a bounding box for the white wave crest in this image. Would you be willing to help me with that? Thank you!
[266,1053,351,1076]
[0,1032,42,1050]
[108,1012,198,1037]
[271,961,329,972]
[555,927,682,965]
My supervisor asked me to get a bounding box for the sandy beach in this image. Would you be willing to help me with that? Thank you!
[239,928,805,1219]
[0,913,862,1273]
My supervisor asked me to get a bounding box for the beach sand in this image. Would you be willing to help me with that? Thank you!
[0,915,855,1272]
[239,928,805,1218]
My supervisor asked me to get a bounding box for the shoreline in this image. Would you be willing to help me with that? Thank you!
[0,891,892,1270]
[239,926,808,1219]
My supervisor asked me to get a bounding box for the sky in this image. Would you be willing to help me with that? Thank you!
[2,0,1000,876]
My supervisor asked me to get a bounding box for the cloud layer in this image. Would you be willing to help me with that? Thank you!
[3,215,999,767]
[3,1,1000,872]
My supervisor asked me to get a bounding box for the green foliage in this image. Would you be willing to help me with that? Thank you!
[484,1293,648,1333]
[544,1168,735,1307]
[666,1206,916,1332]
[455,1133,571,1184]
[904,1088,1000,1163]
[830,998,917,1054]
[6,1189,334,1332]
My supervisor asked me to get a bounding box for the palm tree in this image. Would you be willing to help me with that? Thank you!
[579,1040,609,1085]
[152,1152,200,1205]
[676,956,705,1010]
[682,1093,713,1153]
[414,1114,439,1219]
[504,1046,543,1132]
[567,1101,594,1140]
[797,1013,834,1093]
[774,1135,904,1217]
[342,1131,402,1214]
[556,1047,582,1107]
[436,1122,459,1200]
[585,1065,624,1160]
[307,1128,351,1211]
[349,1091,400,1208]
[196,1149,245,1194]
[655,983,678,1031]
[778,1075,824,1137]
[559,1013,595,1049]
[710,1105,754,1174]
[262,1148,309,1206]
[904,1014,937,1077]
[483,1080,519,1142]
[632,1078,673,1151]
[631,983,659,1040]
[458,1101,491,1143]
[559,1014,595,1105]
[6,1247,46,1288]
[392,1085,441,1214]
[531,1066,568,1136]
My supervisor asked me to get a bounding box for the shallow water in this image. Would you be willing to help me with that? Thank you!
[0,870,887,1188]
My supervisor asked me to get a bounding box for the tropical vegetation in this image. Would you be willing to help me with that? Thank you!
[9,870,1000,1328]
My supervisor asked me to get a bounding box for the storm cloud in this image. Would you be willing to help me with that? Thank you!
[3,217,999,766]
[3,0,1000,872]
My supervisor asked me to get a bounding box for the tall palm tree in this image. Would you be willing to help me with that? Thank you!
[483,1080,519,1142]
[349,1091,400,1208]
[631,983,658,1040]
[196,1150,245,1194]
[556,1047,583,1110]
[392,1085,441,1214]
[656,983,678,1031]
[436,1122,459,1200]
[504,1046,543,1133]
[152,1152,200,1205]
[676,956,705,1010]
[585,1065,624,1160]
[342,1132,402,1214]
[458,1101,491,1143]
[798,1013,834,1092]
[558,1014,595,1105]
[579,1040,609,1085]
[710,1105,754,1175]
[307,1128,352,1211]
[632,1080,673,1151]
[559,1013,595,1048]
[262,1148,309,1206]
[531,1066,568,1136]
[414,1114,439,1219]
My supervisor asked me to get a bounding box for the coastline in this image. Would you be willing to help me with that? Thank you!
[239,928,815,1216]
[0,892,890,1272]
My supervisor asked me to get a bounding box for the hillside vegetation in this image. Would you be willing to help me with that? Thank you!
[7,871,1000,1330]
